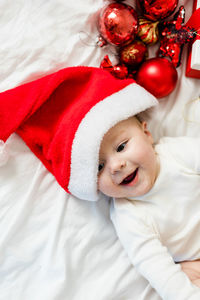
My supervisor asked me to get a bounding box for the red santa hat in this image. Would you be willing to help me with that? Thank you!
[0,66,157,201]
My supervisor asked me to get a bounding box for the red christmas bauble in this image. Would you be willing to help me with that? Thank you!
[98,3,138,46]
[136,57,178,98]
[137,0,179,21]
[119,40,148,67]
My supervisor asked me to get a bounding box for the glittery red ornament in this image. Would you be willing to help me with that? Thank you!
[100,55,129,79]
[98,3,138,47]
[112,64,129,79]
[158,6,196,67]
[119,40,148,67]
[136,57,178,98]
[137,0,179,21]
[137,17,159,45]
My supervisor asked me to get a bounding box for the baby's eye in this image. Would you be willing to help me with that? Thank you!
[117,141,127,152]
[98,162,104,172]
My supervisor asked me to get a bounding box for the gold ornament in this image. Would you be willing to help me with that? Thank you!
[137,17,159,45]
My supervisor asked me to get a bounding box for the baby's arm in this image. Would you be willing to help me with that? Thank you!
[180,260,200,288]
[110,198,200,300]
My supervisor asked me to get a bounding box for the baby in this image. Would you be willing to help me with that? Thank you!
[98,115,200,300]
[1,66,200,300]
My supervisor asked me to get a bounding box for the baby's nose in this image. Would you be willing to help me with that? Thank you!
[110,158,126,174]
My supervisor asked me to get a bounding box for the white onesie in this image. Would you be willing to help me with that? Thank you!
[110,136,200,300]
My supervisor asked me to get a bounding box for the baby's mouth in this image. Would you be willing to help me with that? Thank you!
[120,168,139,185]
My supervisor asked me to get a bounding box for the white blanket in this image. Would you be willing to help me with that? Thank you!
[0,0,200,299]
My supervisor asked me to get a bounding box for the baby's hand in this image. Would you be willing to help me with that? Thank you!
[180,260,200,288]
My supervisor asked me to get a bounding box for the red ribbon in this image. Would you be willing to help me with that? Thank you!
[186,7,200,39]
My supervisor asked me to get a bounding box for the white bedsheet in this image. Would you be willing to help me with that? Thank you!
[0,1,200,299]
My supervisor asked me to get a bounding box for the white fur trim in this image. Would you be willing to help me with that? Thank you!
[68,83,158,201]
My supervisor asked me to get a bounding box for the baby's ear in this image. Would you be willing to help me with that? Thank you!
[141,121,154,144]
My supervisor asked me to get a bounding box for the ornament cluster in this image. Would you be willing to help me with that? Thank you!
[98,0,197,98]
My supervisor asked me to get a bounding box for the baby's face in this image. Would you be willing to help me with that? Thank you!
[98,117,159,198]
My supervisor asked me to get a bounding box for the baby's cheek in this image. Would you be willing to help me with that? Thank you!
[139,143,154,160]
[131,147,147,162]
[98,174,113,196]
[98,173,107,193]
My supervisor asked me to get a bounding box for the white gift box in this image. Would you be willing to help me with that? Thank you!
[186,0,200,78]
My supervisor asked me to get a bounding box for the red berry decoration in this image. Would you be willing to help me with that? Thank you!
[98,3,138,47]
[100,55,129,79]
[136,57,178,98]
[137,0,179,21]
[158,6,196,67]
[119,40,148,67]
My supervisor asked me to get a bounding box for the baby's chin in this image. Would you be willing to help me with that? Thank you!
[104,184,153,199]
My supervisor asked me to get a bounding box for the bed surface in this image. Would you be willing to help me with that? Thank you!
[0,1,200,299]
